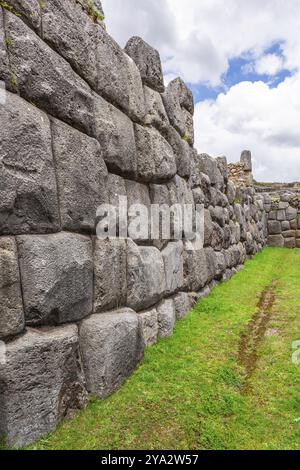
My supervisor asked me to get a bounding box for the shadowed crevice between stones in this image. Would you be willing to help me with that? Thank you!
[238,280,278,393]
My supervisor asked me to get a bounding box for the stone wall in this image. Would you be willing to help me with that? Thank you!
[0,1,288,448]
[258,191,300,248]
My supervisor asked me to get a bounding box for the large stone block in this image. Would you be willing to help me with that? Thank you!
[240,150,252,171]
[96,27,145,122]
[5,12,94,135]
[0,325,87,448]
[93,93,137,177]
[157,299,176,338]
[163,125,191,178]
[173,292,194,320]
[197,154,224,189]
[144,86,169,131]
[284,237,295,248]
[184,246,208,291]
[268,234,284,247]
[138,308,159,346]
[51,118,108,233]
[135,124,177,182]
[205,247,218,282]
[126,240,166,311]
[162,78,194,136]
[80,309,144,397]
[125,37,164,93]
[17,233,93,326]
[0,92,60,235]
[268,220,281,235]
[42,0,98,88]
[0,237,24,340]
[286,206,297,221]
[94,238,127,312]
[161,241,184,295]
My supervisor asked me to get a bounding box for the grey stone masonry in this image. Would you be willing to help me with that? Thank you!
[0,325,87,447]
[125,37,165,93]
[80,309,144,398]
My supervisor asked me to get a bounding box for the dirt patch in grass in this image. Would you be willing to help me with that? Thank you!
[238,280,277,392]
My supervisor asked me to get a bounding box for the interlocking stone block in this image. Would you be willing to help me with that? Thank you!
[0,92,60,235]
[51,118,108,233]
[125,36,164,93]
[268,220,281,235]
[96,27,145,122]
[42,0,98,88]
[268,234,284,247]
[94,238,127,312]
[184,246,209,291]
[144,86,169,131]
[138,308,159,346]
[163,125,191,178]
[17,233,93,326]
[0,325,87,448]
[173,292,194,320]
[135,124,177,182]
[5,12,94,135]
[127,240,166,311]
[93,93,137,177]
[0,237,24,340]
[161,241,184,295]
[80,309,145,397]
[162,78,194,136]
[157,299,176,338]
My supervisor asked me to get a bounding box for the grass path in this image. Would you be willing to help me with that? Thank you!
[30,247,300,450]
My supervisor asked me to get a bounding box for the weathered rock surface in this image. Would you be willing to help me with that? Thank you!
[0,92,60,235]
[157,299,176,338]
[7,0,41,31]
[80,309,144,397]
[162,78,194,136]
[96,27,145,122]
[51,118,108,233]
[5,12,94,135]
[17,233,93,326]
[93,94,137,177]
[0,9,10,83]
[144,86,169,131]
[93,238,127,312]
[135,124,177,182]
[41,0,98,88]
[127,240,166,311]
[184,246,208,291]
[161,241,184,295]
[0,238,24,340]
[0,325,87,447]
[173,292,194,320]
[125,37,164,93]
[138,308,159,346]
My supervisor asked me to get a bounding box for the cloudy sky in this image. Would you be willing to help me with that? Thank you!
[102,0,300,182]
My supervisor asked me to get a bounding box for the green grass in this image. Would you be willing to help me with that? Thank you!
[19,248,300,449]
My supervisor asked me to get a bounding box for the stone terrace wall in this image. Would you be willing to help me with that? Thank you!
[0,1,268,447]
[258,191,300,248]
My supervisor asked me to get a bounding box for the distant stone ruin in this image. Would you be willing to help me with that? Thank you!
[0,0,299,448]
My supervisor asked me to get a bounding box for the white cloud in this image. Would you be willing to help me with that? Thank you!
[102,0,300,85]
[194,74,300,182]
[255,54,284,76]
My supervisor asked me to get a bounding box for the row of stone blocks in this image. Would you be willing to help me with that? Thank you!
[0,232,250,340]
